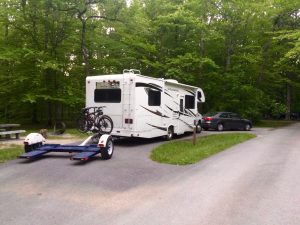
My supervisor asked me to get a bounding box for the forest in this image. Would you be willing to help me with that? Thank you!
[0,0,300,125]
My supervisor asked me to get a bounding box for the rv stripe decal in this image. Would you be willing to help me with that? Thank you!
[173,101,179,106]
[164,91,172,98]
[184,109,194,117]
[147,123,167,131]
[165,105,192,117]
[166,105,175,112]
[136,83,162,92]
[179,119,194,128]
[141,106,170,118]
[186,109,196,117]
[185,89,195,96]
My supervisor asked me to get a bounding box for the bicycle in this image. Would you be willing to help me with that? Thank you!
[77,107,113,134]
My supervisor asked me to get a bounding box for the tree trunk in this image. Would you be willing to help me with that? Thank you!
[47,102,52,126]
[285,83,291,120]
[225,42,232,71]
[80,18,90,76]
[31,104,39,124]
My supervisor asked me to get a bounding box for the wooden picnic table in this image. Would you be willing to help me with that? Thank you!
[0,124,20,131]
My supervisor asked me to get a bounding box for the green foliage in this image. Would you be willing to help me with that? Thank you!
[268,100,287,118]
[0,0,300,124]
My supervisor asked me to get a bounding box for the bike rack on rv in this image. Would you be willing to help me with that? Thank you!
[19,107,114,162]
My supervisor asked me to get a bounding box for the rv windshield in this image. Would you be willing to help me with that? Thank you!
[94,89,121,103]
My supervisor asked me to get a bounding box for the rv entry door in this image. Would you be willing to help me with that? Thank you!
[177,97,184,133]
[122,74,135,130]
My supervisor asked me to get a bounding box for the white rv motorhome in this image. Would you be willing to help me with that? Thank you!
[86,69,205,139]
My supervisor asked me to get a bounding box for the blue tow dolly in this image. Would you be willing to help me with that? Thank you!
[19,133,114,161]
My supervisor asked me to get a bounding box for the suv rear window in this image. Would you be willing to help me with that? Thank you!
[204,112,218,117]
[230,113,240,119]
[220,113,229,118]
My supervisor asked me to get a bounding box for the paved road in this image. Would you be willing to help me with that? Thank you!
[0,125,299,225]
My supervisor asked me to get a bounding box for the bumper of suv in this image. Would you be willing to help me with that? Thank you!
[202,121,218,130]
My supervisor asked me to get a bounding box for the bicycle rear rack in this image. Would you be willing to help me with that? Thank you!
[77,107,113,134]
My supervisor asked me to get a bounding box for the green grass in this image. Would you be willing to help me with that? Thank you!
[254,120,296,128]
[151,133,256,165]
[0,145,23,163]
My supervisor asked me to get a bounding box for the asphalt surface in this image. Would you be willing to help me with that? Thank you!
[0,125,300,225]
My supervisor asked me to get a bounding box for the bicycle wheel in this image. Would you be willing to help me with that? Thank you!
[96,115,113,134]
[77,113,93,133]
[77,113,87,132]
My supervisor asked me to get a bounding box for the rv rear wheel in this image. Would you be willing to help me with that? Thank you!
[166,127,174,141]
[196,122,202,133]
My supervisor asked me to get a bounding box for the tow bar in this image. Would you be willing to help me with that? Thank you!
[19,133,114,161]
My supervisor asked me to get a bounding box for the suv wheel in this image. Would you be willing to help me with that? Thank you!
[244,123,251,131]
[217,123,224,131]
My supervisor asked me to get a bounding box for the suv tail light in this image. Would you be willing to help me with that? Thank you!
[204,117,213,121]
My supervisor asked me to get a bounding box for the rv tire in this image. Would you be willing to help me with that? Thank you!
[196,122,202,133]
[166,127,174,141]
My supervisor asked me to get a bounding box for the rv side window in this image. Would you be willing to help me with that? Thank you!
[94,89,121,103]
[148,89,161,106]
[185,95,195,109]
[197,91,202,101]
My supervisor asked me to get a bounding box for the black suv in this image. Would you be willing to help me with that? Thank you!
[202,112,252,131]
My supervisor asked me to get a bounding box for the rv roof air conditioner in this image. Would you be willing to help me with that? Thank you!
[123,69,141,74]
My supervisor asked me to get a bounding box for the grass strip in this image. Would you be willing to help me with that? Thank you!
[151,133,256,165]
[254,120,295,128]
[0,145,23,163]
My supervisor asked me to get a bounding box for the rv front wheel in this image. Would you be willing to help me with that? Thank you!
[166,127,174,141]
